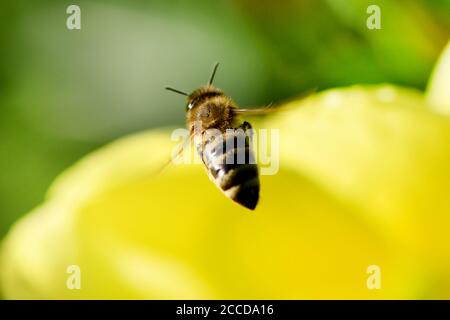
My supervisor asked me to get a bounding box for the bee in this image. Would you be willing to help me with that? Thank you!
[166,63,282,210]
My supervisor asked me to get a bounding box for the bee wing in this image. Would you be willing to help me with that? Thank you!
[234,104,277,116]
[234,88,317,116]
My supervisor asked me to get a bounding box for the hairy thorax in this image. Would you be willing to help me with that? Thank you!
[186,86,237,134]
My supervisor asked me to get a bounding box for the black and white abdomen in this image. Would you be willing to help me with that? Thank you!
[198,121,260,210]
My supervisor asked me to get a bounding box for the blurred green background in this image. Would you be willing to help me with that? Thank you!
[1,0,449,237]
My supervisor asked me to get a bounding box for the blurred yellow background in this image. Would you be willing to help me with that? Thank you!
[1,0,450,299]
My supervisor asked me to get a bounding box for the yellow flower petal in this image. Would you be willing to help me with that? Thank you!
[265,85,450,296]
[427,41,450,115]
[2,86,450,299]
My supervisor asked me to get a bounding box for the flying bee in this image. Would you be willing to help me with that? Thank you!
[166,63,287,210]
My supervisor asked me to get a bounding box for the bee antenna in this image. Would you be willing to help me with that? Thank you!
[208,62,219,85]
[165,87,189,96]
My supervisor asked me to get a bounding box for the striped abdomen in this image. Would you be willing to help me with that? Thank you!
[198,121,259,210]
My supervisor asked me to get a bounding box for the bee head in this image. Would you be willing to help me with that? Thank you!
[186,86,224,111]
[165,62,222,112]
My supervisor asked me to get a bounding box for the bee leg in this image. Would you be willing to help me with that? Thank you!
[240,121,252,131]
[238,121,254,140]
[157,135,192,175]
